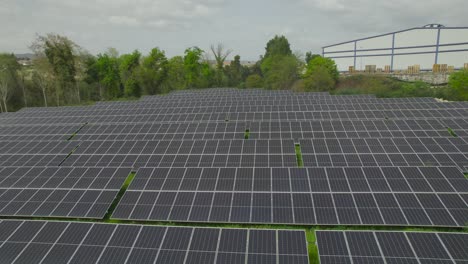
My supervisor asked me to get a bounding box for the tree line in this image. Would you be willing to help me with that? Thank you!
[2,33,465,112]
[0,34,342,112]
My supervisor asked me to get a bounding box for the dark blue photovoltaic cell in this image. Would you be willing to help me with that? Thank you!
[316,231,467,264]
[0,220,308,264]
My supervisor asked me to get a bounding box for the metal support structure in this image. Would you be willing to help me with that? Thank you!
[435,28,441,64]
[353,41,357,69]
[390,33,395,72]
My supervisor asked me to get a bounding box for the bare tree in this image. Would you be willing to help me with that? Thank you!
[33,72,49,107]
[0,77,10,112]
[32,57,53,107]
[210,43,232,70]
[18,69,28,107]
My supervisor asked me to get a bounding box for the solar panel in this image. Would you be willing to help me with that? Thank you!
[112,166,468,226]
[0,220,309,264]
[316,231,467,264]
[0,167,132,218]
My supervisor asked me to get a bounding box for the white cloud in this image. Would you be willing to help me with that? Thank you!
[108,16,140,26]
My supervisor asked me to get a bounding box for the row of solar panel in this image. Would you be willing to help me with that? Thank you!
[2,117,464,133]
[0,141,78,155]
[301,153,468,169]
[2,109,468,124]
[10,102,468,117]
[59,138,466,156]
[0,167,131,218]
[68,130,461,142]
[125,167,468,193]
[0,220,309,264]
[316,231,467,264]
[73,118,468,135]
[1,152,467,170]
[1,128,463,142]
[114,191,467,226]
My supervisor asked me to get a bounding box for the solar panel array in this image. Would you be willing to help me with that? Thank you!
[0,167,131,218]
[0,220,308,264]
[316,230,467,264]
[112,167,468,226]
[1,88,468,263]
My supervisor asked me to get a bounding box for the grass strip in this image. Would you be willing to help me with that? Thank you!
[295,144,303,167]
[103,172,136,221]
[58,145,80,166]
[67,122,88,141]
[447,127,458,137]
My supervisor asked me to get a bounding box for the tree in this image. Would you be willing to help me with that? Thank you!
[305,52,321,64]
[261,55,299,90]
[184,47,204,88]
[448,69,468,101]
[95,54,121,99]
[210,43,232,86]
[31,56,54,107]
[246,74,263,88]
[0,53,20,112]
[226,55,242,87]
[303,66,336,91]
[306,56,339,82]
[120,50,141,97]
[30,34,80,105]
[164,56,186,91]
[264,35,292,59]
[139,48,168,95]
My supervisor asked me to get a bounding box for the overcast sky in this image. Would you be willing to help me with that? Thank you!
[1,0,467,60]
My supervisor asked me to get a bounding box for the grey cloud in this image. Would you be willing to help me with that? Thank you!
[0,0,466,60]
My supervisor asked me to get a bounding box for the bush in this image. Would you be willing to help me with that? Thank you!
[246,74,263,88]
[306,56,339,82]
[303,66,336,92]
[261,55,299,90]
[335,75,437,98]
[448,69,468,101]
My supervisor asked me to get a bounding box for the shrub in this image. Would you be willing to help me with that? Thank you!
[448,69,468,101]
[306,56,339,82]
[246,74,263,88]
[303,66,336,92]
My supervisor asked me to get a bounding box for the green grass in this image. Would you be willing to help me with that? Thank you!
[295,144,303,167]
[103,172,136,221]
[67,122,88,141]
[58,145,80,166]
[464,173,468,179]
[244,129,250,139]
[306,229,320,264]
[447,127,458,137]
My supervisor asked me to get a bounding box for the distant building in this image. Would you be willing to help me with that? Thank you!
[322,24,468,72]
[15,53,34,66]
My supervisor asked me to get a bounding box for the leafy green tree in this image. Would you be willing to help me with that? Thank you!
[305,52,321,64]
[261,55,299,90]
[448,69,468,101]
[264,35,292,59]
[30,34,79,105]
[139,48,168,95]
[226,55,242,87]
[306,56,339,82]
[95,54,121,99]
[246,74,263,88]
[164,56,186,91]
[303,66,335,91]
[184,47,205,88]
[119,50,141,97]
